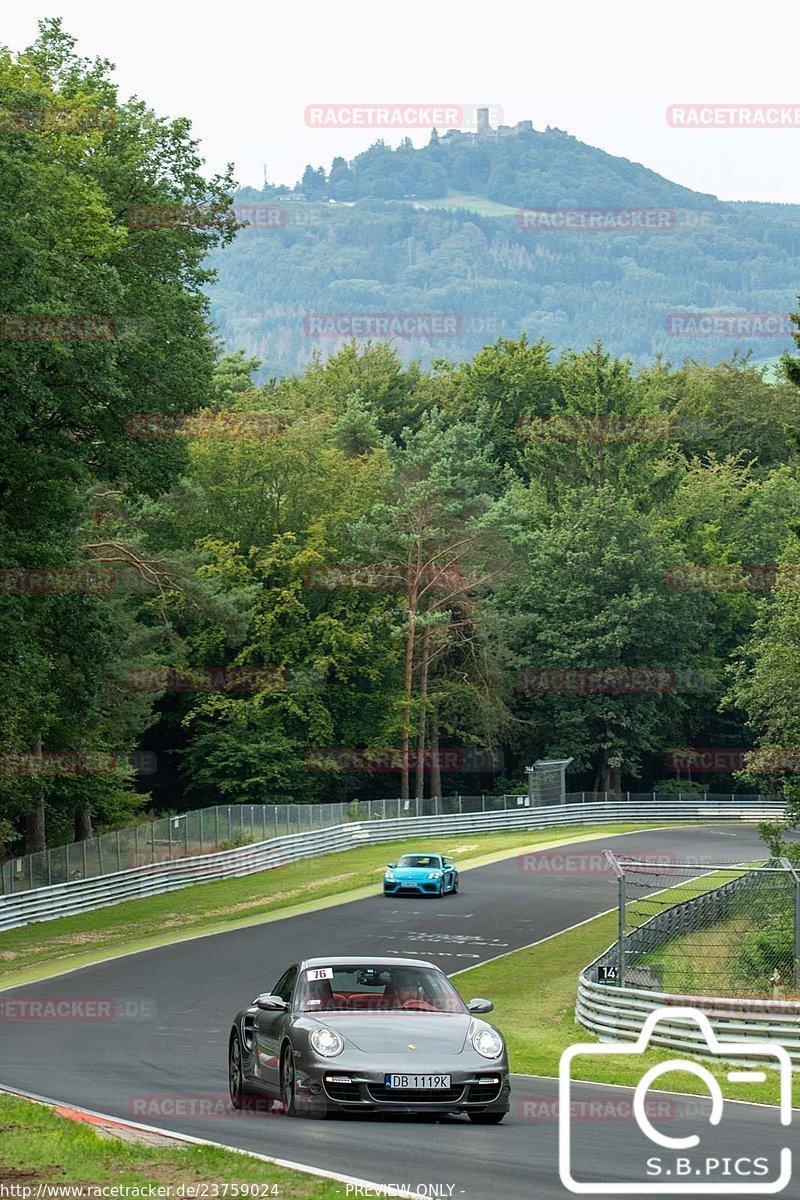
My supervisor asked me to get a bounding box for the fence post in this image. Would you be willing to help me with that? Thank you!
[795,878,800,993]
[617,872,626,988]
[66,843,70,881]
[29,855,34,890]
[185,817,189,855]
[47,849,52,887]
[168,818,173,860]
[116,830,121,871]
[262,806,267,842]
[605,851,625,988]
[201,809,205,853]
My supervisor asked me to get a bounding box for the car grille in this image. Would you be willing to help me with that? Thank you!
[323,1077,362,1103]
[467,1079,503,1104]
[366,1084,465,1104]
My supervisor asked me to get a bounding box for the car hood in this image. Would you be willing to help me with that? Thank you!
[316,1012,471,1054]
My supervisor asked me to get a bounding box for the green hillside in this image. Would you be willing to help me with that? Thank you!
[208,124,800,377]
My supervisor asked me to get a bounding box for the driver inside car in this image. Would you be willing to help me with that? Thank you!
[384,968,426,1008]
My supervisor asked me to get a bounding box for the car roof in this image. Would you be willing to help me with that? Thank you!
[301,955,437,970]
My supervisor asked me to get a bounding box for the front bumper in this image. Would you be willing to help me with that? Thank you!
[383,878,442,895]
[298,1063,510,1113]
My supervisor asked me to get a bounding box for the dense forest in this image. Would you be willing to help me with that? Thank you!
[207,132,800,375]
[4,22,800,859]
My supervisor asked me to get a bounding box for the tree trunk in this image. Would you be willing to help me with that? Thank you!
[414,625,431,800]
[400,545,421,801]
[24,802,46,855]
[23,732,46,854]
[74,804,93,842]
[430,705,442,800]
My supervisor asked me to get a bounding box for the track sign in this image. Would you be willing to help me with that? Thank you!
[598,965,619,983]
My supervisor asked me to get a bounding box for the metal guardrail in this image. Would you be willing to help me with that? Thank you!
[1,791,777,895]
[576,972,800,1064]
[0,795,784,933]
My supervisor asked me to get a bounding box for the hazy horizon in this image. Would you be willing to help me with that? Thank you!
[4,0,800,204]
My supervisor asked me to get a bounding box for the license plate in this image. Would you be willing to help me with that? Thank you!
[384,1073,451,1089]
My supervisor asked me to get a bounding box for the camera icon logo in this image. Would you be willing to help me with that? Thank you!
[559,1006,792,1194]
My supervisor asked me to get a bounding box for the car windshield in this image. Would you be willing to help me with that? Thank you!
[396,854,442,869]
[297,964,466,1013]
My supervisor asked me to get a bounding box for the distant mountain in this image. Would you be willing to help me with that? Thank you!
[207,121,800,376]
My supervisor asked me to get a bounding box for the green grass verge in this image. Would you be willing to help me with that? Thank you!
[455,908,795,1109]
[0,1093,345,1197]
[0,823,670,988]
[410,192,519,217]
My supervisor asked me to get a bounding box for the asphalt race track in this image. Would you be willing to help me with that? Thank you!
[1,825,797,1200]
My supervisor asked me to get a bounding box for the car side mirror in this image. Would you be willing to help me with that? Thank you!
[254,993,288,1012]
[468,998,494,1014]
[386,862,395,868]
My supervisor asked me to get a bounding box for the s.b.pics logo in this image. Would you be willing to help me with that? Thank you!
[559,1007,792,1194]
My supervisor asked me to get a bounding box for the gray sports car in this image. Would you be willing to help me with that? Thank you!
[228,956,511,1121]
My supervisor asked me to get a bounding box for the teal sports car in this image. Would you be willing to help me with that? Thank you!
[383,852,459,898]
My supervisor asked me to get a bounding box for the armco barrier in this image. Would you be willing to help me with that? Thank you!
[576,971,800,1065]
[0,796,784,933]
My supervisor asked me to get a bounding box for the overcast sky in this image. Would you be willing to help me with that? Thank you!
[5,0,800,203]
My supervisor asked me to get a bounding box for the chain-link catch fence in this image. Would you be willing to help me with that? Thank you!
[599,852,800,999]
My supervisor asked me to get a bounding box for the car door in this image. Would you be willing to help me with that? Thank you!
[255,965,296,1090]
[443,857,455,890]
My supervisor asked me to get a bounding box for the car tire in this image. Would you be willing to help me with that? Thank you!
[229,1033,246,1111]
[452,876,459,894]
[280,1042,327,1119]
[468,1111,506,1124]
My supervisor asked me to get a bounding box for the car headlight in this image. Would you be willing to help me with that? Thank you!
[427,870,443,879]
[472,1027,503,1059]
[385,871,395,880]
[310,1027,344,1057]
